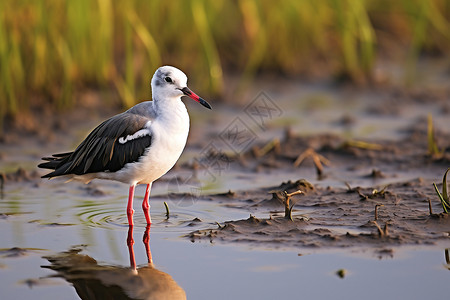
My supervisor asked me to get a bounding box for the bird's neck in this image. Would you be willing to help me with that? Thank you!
[153,96,190,131]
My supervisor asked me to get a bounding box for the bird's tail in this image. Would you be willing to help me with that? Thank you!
[38,152,73,178]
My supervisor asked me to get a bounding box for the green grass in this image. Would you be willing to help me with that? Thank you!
[433,168,450,214]
[1,0,450,129]
[427,113,443,157]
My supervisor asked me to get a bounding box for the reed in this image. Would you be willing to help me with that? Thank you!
[433,168,450,214]
[1,0,449,129]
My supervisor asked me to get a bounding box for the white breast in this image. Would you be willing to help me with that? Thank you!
[134,119,189,184]
[112,101,190,185]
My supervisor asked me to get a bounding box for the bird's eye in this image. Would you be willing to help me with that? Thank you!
[164,76,173,83]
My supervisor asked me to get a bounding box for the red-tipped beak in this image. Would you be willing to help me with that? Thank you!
[180,87,212,109]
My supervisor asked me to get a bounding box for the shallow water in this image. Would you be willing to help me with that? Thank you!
[1,179,449,300]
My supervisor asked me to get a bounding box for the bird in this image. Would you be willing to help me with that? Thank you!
[38,66,212,226]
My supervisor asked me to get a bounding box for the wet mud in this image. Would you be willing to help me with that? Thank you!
[177,125,450,251]
[187,178,449,251]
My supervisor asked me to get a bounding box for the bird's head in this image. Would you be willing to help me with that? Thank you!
[151,66,212,109]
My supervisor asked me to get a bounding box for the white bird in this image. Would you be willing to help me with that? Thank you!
[39,66,211,226]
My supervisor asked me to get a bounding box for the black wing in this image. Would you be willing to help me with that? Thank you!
[38,112,152,178]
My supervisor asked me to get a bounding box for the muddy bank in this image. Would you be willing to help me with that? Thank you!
[187,178,449,251]
[180,123,450,251]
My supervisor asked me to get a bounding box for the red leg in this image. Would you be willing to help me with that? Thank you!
[143,224,153,265]
[127,225,136,270]
[142,183,152,225]
[127,184,136,226]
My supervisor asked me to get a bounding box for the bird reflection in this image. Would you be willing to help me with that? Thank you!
[43,225,186,300]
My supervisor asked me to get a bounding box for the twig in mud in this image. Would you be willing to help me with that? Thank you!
[163,201,170,219]
[372,185,388,197]
[344,182,352,191]
[428,199,433,215]
[374,204,384,220]
[358,185,389,200]
[383,222,389,236]
[372,221,389,237]
[344,182,363,195]
[293,148,330,176]
[283,190,303,221]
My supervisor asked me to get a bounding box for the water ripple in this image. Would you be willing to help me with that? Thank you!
[73,200,219,233]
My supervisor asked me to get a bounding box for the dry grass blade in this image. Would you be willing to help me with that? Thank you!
[191,0,223,94]
[252,138,281,158]
[127,10,161,72]
[372,220,388,237]
[293,148,330,176]
[163,201,170,219]
[112,74,135,108]
[428,199,433,215]
[238,0,266,90]
[427,114,442,157]
[374,204,384,220]
[283,190,303,221]
[341,140,384,151]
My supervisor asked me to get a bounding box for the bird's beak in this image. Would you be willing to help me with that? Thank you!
[180,87,212,110]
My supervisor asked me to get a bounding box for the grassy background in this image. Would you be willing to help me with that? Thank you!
[1,0,449,127]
